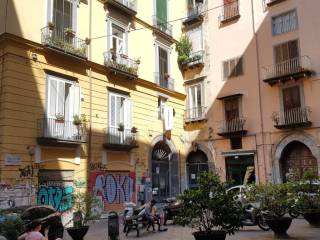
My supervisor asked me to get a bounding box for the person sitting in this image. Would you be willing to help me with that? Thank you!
[18,220,48,240]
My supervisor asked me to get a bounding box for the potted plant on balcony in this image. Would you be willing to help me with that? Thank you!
[85,37,91,45]
[73,114,87,126]
[118,123,124,132]
[250,183,292,237]
[164,73,170,80]
[176,172,242,240]
[55,114,65,123]
[175,35,192,67]
[66,190,98,240]
[48,22,54,30]
[64,28,75,38]
[131,126,138,133]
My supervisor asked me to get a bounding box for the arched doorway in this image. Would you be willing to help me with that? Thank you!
[151,140,179,200]
[186,150,208,189]
[280,141,318,182]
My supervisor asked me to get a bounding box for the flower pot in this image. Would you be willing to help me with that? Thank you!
[67,226,89,240]
[193,230,226,240]
[303,211,320,227]
[266,217,292,237]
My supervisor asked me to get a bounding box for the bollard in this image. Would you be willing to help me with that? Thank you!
[108,211,119,240]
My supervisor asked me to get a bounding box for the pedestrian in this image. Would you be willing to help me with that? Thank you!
[18,220,48,240]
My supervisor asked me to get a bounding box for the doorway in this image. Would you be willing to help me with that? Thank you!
[186,150,208,189]
[225,155,255,186]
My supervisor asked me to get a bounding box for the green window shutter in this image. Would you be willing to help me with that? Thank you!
[157,0,167,23]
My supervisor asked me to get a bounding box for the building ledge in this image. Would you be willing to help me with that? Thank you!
[266,0,287,7]
[103,0,137,16]
[37,137,85,148]
[274,121,312,129]
[220,14,240,25]
[103,143,138,151]
[263,69,313,86]
[217,130,247,138]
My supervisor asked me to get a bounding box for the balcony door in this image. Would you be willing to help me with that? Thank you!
[46,75,80,140]
[274,40,299,75]
[187,26,203,56]
[282,85,304,125]
[188,84,202,119]
[109,92,132,144]
[224,97,239,121]
[158,46,169,87]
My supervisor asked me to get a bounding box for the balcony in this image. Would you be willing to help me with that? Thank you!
[41,27,87,59]
[262,56,313,86]
[37,118,87,147]
[154,72,174,91]
[180,50,205,70]
[103,127,138,151]
[152,15,173,39]
[102,0,137,16]
[185,106,206,123]
[104,50,139,79]
[264,0,287,7]
[272,107,312,129]
[183,4,205,26]
[219,1,240,24]
[217,117,247,137]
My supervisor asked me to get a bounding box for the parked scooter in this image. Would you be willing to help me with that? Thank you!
[240,203,270,231]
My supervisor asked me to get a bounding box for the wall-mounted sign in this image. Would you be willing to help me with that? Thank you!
[191,174,196,179]
[5,154,21,166]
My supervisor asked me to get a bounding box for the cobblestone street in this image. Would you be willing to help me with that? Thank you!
[64,218,320,240]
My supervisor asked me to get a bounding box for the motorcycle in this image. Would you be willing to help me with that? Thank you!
[240,203,270,231]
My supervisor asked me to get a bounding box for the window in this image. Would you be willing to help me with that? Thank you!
[109,92,132,129]
[48,0,77,31]
[156,0,168,23]
[187,83,203,119]
[156,44,170,88]
[158,97,167,120]
[272,10,298,36]
[282,85,301,111]
[223,57,243,79]
[187,26,203,54]
[224,97,240,120]
[274,40,299,63]
[46,74,80,120]
[110,23,126,54]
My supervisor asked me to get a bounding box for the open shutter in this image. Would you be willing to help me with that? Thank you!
[288,40,299,59]
[157,0,167,23]
[109,94,116,127]
[47,76,58,118]
[124,98,132,129]
[73,85,81,117]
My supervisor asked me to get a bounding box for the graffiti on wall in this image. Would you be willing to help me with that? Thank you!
[89,171,135,211]
[0,184,36,209]
[37,185,74,212]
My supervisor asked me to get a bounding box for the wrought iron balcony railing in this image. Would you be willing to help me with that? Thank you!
[217,117,247,137]
[105,126,137,148]
[105,0,137,12]
[103,50,139,78]
[262,56,312,84]
[181,50,205,69]
[184,3,206,24]
[185,106,206,122]
[154,72,174,91]
[272,107,312,129]
[152,15,173,37]
[41,27,87,59]
[219,1,240,24]
[37,117,87,143]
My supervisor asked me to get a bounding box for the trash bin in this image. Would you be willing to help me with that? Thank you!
[108,211,119,240]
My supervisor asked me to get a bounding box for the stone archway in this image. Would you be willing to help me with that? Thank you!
[272,132,320,183]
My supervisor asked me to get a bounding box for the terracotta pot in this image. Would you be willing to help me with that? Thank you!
[67,226,89,240]
[266,217,292,237]
[193,230,227,240]
[303,211,320,227]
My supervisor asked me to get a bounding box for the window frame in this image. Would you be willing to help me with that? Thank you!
[271,9,298,36]
[155,41,171,77]
[223,96,242,121]
[108,91,132,129]
[107,18,128,55]
[222,56,244,80]
[273,39,300,64]
[279,82,305,113]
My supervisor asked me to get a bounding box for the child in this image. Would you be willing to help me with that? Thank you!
[18,220,48,240]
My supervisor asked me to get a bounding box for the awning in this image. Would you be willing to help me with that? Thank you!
[217,93,243,100]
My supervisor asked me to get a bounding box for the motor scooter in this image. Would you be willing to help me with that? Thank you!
[240,203,270,231]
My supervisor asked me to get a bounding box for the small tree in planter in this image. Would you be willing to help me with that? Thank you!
[249,183,292,237]
[292,169,320,226]
[66,190,99,240]
[176,172,242,240]
[175,35,192,67]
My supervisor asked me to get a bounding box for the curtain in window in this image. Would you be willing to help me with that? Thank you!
[187,26,202,54]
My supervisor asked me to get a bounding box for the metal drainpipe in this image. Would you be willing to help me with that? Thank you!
[88,0,93,181]
[251,0,267,183]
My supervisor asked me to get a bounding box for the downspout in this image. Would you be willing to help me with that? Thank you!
[251,0,267,183]
[88,0,93,183]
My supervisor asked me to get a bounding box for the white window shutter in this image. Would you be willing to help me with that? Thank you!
[57,81,65,116]
[73,85,81,117]
[188,27,202,53]
[47,76,57,118]
[109,94,116,127]
[124,99,132,128]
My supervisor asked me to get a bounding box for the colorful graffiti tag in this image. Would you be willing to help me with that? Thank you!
[89,171,135,211]
[37,185,74,212]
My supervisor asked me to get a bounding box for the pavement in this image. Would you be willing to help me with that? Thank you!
[63,218,320,240]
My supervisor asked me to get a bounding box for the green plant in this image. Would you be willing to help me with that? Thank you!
[175,172,241,234]
[73,114,87,126]
[64,28,75,37]
[72,190,99,228]
[248,183,291,219]
[55,113,65,122]
[0,214,24,240]
[118,123,124,131]
[175,35,192,65]
[131,126,138,133]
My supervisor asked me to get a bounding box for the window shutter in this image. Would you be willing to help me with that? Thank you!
[48,76,58,117]
[124,99,132,128]
[281,43,289,62]
[229,59,236,77]
[288,40,299,59]
[236,57,243,76]
[156,0,167,23]
[188,27,202,53]
[110,94,116,127]
[57,81,65,116]
[223,61,229,79]
[275,45,282,63]
[73,85,81,117]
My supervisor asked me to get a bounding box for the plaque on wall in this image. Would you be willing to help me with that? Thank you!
[5,154,22,166]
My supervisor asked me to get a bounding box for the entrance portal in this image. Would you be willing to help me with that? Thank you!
[280,141,318,182]
[186,150,208,189]
[225,156,255,185]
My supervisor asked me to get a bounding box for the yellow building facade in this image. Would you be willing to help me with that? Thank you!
[0,0,187,216]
